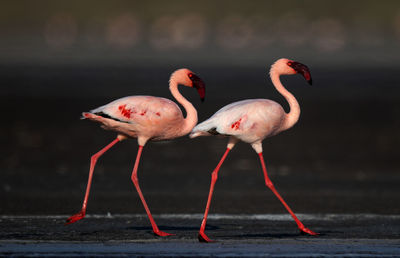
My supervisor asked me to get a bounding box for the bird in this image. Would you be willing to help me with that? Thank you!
[66,68,206,237]
[190,58,318,242]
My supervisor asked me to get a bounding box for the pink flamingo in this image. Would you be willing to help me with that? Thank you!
[66,68,205,237]
[190,58,318,242]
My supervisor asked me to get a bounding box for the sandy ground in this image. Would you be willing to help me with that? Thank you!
[2,240,399,257]
[1,214,400,256]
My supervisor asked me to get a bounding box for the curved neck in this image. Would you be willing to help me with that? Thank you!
[270,69,300,131]
[169,79,198,135]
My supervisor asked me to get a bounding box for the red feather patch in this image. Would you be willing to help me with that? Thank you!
[231,118,242,130]
[118,104,132,118]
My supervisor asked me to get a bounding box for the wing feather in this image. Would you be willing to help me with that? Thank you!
[89,96,183,123]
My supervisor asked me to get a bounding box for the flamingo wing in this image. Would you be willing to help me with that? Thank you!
[191,99,285,140]
[89,96,183,124]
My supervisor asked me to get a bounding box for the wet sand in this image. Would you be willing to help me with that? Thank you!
[1,214,400,256]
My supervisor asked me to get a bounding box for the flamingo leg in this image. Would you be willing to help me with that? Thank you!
[66,137,120,225]
[198,148,231,243]
[130,145,174,237]
[258,153,318,236]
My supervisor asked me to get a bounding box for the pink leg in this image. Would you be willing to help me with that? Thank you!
[198,148,231,242]
[258,153,318,235]
[131,145,174,237]
[66,137,120,225]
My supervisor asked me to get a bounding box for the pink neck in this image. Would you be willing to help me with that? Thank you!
[270,69,300,131]
[169,80,198,135]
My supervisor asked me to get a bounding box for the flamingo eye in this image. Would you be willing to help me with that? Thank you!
[287,62,293,66]
[188,73,193,78]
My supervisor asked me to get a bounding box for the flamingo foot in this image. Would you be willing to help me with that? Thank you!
[299,227,319,236]
[65,211,86,225]
[153,230,174,237]
[198,231,214,243]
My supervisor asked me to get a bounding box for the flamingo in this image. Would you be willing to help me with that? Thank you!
[190,58,318,242]
[66,68,206,237]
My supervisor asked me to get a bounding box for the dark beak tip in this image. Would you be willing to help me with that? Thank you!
[194,83,205,102]
[190,74,205,102]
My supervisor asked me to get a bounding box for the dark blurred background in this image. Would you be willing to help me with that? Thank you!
[1,0,399,216]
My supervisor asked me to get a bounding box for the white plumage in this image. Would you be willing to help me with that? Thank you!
[191,99,286,144]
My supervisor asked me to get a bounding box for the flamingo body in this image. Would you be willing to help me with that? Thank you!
[84,95,186,142]
[191,99,286,144]
[66,68,206,237]
[190,58,317,242]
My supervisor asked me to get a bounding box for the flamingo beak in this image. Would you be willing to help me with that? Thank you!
[190,74,206,102]
[288,61,312,85]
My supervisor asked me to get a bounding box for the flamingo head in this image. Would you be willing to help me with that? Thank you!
[171,68,206,102]
[272,58,312,85]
